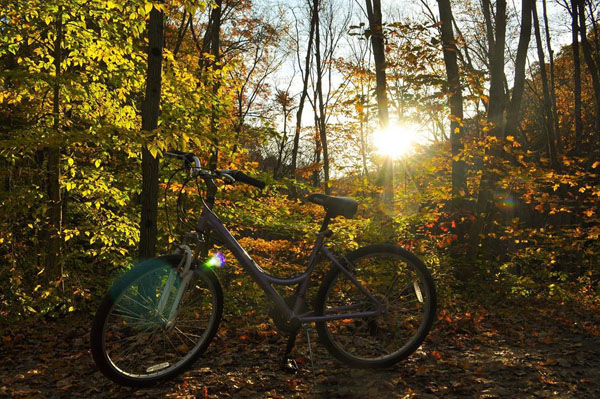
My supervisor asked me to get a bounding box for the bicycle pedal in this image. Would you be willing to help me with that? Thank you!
[280,357,299,374]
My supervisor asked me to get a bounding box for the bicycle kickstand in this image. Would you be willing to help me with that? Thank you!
[280,329,299,374]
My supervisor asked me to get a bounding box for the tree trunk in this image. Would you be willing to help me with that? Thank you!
[312,112,321,187]
[365,0,392,203]
[313,0,330,194]
[437,0,467,207]
[207,0,222,204]
[572,0,583,149]
[45,7,63,281]
[505,0,533,138]
[274,97,289,178]
[533,1,559,168]
[365,0,389,127]
[291,0,317,179]
[484,0,507,137]
[542,0,561,151]
[139,6,164,259]
[578,0,600,137]
[468,0,508,259]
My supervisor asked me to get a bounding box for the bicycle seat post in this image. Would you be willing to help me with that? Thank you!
[319,213,331,234]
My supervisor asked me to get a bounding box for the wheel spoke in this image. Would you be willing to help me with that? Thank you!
[317,248,436,364]
[93,258,222,382]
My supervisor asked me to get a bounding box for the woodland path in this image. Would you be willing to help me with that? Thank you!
[2,298,599,398]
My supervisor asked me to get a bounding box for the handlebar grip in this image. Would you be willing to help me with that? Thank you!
[231,171,266,189]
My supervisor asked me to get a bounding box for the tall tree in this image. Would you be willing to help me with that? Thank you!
[571,0,583,148]
[577,0,600,137]
[542,0,560,150]
[533,0,559,167]
[291,1,317,180]
[469,0,508,259]
[482,0,507,137]
[139,5,165,259]
[505,0,534,138]
[274,88,295,178]
[365,0,389,127]
[45,6,63,280]
[437,0,467,207]
[313,0,330,193]
[365,0,392,202]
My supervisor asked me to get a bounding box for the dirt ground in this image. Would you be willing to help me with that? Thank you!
[2,298,600,399]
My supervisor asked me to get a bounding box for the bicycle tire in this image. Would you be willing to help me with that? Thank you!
[315,244,436,368]
[90,255,223,387]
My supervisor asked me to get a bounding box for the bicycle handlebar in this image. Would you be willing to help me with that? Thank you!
[222,170,266,189]
[165,151,266,189]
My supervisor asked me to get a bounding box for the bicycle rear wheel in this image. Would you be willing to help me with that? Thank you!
[91,255,223,386]
[315,244,436,368]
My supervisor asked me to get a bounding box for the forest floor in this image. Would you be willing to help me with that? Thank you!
[1,295,600,399]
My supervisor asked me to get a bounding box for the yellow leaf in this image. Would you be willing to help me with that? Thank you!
[506,135,514,142]
[592,161,600,169]
[144,2,153,13]
[583,209,595,217]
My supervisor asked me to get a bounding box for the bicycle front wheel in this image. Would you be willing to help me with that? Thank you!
[91,255,223,386]
[315,244,436,368]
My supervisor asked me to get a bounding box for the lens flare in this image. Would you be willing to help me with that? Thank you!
[372,123,420,159]
[495,191,517,210]
[206,252,226,268]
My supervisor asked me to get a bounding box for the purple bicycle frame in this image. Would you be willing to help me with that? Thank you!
[194,200,383,324]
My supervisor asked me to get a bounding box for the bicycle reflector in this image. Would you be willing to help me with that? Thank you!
[206,252,226,268]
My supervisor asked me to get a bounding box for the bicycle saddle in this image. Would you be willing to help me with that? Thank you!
[307,193,358,219]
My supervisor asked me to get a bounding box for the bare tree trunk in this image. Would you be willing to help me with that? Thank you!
[359,95,369,180]
[437,0,467,207]
[172,11,191,58]
[139,6,164,259]
[312,112,321,187]
[207,0,222,206]
[484,0,507,137]
[572,0,583,149]
[542,0,561,151]
[506,0,533,138]
[313,0,330,193]
[533,1,559,168]
[291,0,317,179]
[45,6,63,280]
[365,0,389,127]
[578,0,600,137]
[274,92,291,178]
[365,0,392,203]
[469,0,507,259]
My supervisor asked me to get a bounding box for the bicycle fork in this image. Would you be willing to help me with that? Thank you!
[156,245,194,328]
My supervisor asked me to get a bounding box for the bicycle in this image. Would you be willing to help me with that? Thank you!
[90,151,437,387]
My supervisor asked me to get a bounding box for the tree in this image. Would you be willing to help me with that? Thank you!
[45,5,64,280]
[273,88,295,177]
[532,0,559,167]
[577,0,600,137]
[365,0,392,202]
[290,0,317,180]
[437,0,467,208]
[139,5,165,259]
[570,0,583,148]
[505,0,533,140]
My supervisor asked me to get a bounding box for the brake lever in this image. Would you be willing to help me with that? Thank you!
[220,172,235,184]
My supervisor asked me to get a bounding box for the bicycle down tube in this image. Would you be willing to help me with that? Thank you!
[194,200,383,323]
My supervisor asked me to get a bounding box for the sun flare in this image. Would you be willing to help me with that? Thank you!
[373,123,420,159]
